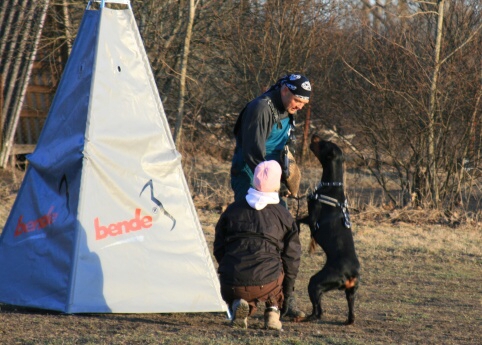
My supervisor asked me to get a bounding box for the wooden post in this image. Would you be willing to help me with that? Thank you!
[300,105,311,165]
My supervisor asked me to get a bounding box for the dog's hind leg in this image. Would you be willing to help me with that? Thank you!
[345,284,357,325]
[307,275,323,319]
[307,268,340,320]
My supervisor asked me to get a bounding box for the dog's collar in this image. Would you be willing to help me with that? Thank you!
[317,181,343,188]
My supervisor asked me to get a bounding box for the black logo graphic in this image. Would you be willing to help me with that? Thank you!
[140,179,176,231]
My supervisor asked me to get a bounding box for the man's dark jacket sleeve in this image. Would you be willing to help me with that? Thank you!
[240,100,273,171]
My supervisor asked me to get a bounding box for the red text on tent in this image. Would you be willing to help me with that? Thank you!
[94,208,153,240]
[14,206,58,237]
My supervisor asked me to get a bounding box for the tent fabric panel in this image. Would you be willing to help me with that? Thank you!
[72,169,225,312]
[27,9,99,173]
[70,8,227,313]
[85,8,175,157]
[0,10,99,312]
[0,168,80,311]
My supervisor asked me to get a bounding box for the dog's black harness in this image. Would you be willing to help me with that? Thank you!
[309,182,352,229]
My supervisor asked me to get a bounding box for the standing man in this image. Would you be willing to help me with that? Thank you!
[231,73,311,202]
[214,161,302,330]
[230,73,311,319]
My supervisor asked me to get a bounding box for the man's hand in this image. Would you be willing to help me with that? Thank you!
[285,150,301,197]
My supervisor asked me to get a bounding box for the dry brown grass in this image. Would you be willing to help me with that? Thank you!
[0,169,22,231]
[0,160,481,345]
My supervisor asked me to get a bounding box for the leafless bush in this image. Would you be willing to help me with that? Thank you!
[4,0,482,221]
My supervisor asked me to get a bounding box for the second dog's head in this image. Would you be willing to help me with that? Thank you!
[309,134,344,167]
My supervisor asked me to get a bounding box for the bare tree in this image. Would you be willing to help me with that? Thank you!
[427,0,445,207]
[173,0,196,147]
[5,0,481,216]
[327,0,482,210]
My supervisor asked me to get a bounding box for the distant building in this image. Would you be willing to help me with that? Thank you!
[0,0,76,168]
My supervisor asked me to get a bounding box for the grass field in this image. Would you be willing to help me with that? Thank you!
[0,165,481,345]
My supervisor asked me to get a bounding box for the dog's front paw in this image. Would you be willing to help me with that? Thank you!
[305,313,320,322]
[292,315,306,322]
[344,317,355,325]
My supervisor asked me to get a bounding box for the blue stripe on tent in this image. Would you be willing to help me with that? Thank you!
[0,9,100,312]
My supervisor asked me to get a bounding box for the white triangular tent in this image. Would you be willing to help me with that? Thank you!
[0,0,228,314]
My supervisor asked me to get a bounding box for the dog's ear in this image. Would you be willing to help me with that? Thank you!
[311,134,321,143]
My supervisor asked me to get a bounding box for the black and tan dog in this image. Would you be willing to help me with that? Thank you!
[298,135,360,325]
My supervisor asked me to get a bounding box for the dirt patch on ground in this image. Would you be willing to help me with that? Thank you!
[0,163,481,344]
